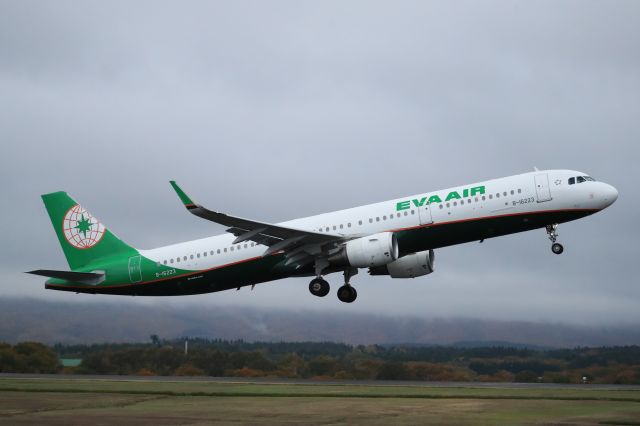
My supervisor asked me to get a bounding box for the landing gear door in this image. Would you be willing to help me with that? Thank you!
[128,255,142,283]
[419,203,434,225]
[534,173,552,202]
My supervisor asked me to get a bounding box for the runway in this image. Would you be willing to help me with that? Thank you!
[2,373,639,390]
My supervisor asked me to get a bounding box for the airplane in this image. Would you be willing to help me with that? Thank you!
[28,169,618,303]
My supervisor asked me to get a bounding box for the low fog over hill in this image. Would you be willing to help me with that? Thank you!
[1,298,639,348]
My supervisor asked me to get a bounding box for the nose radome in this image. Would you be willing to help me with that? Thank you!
[602,183,618,207]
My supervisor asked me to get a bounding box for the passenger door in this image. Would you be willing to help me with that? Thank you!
[534,173,552,202]
[418,203,434,225]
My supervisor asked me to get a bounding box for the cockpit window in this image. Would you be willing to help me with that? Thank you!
[570,175,596,185]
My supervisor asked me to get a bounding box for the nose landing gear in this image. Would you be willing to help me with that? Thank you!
[546,224,564,254]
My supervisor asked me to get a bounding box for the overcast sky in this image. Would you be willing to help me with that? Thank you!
[1,1,638,325]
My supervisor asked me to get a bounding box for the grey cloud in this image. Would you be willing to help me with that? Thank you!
[1,1,638,325]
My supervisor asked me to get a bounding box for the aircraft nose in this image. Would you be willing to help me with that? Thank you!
[601,183,618,208]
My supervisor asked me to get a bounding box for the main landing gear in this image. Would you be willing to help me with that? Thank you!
[337,268,358,303]
[309,277,330,297]
[308,268,358,303]
[546,224,564,255]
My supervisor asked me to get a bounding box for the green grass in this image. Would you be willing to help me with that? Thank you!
[2,378,640,401]
[1,378,640,425]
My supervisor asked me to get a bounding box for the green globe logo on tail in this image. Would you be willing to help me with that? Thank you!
[62,204,105,249]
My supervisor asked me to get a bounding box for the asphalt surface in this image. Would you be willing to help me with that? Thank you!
[2,373,639,390]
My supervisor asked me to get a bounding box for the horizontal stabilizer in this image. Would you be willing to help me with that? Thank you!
[27,269,105,285]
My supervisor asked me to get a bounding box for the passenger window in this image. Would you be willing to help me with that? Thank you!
[496,193,500,198]
[170,259,174,264]
[404,211,408,216]
[376,217,380,222]
[326,227,330,232]
[217,249,221,254]
[411,210,415,215]
[339,224,343,229]
[183,256,187,261]
[390,214,394,219]
[503,192,507,197]
[475,197,479,202]
[439,204,443,209]
[203,252,207,257]
[489,194,493,199]
[333,225,336,230]
[460,200,464,205]
[197,253,200,258]
[482,196,486,201]
[230,246,234,251]
[382,215,387,220]
[347,223,351,227]
[369,218,373,223]
[517,189,522,194]
[453,201,457,206]
[224,248,227,253]
[163,260,167,265]
[446,203,450,208]
[358,220,362,225]
[510,190,514,195]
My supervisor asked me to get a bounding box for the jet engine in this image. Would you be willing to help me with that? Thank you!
[328,232,399,268]
[369,249,435,278]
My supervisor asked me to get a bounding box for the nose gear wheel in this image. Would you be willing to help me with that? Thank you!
[546,224,564,255]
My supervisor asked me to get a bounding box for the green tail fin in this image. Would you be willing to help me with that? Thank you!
[41,191,137,270]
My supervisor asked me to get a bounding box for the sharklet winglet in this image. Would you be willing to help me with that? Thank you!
[170,181,197,208]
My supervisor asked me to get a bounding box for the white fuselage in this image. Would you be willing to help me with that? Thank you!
[141,169,618,274]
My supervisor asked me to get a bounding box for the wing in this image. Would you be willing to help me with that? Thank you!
[170,181,344,264]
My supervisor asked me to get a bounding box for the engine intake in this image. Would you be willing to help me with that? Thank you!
[369,249,435,278]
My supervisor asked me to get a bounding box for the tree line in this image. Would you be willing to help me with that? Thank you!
[2,339,639,384]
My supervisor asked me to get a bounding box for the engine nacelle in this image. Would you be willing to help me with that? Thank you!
[329,232,399,268]
[369,249,435,278]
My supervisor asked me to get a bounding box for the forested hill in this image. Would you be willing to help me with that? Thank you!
[3,340,640,384]
[2,298,639,348]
